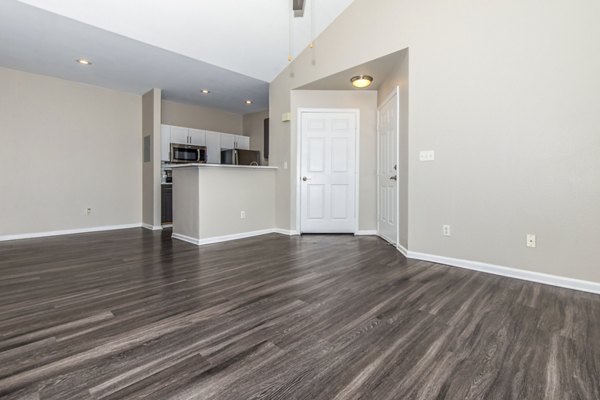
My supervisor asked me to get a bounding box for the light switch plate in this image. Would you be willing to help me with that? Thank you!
[442,225,451,236]
[526,234,536,248]
[419,150,435,161]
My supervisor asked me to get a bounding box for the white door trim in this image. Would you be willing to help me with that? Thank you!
[296,108,360,234]
[376,87,401,245]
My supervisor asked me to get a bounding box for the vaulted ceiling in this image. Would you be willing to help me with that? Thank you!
[1,0,355,114]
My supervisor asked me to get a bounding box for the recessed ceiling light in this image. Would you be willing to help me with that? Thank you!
[245,100,253,105]
[350,75,373,88]
[76,59,92,65]
[201,89,210,94]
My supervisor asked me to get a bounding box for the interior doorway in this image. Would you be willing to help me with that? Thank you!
[298,109,359,233]
[377,87,400,244]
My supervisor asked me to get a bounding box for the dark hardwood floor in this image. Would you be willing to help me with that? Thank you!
[0,229,599,399]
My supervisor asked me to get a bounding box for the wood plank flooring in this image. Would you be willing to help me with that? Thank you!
[0,229,599,399]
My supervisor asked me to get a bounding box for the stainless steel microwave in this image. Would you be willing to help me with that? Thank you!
[170,144,207,163]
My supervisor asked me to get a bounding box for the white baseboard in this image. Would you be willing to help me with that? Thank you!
[397,244,408,257]
[171,233,201,245]
[273,229,301,236]
[407,250,600,295]
[368,233,407,256]
[142,224,163,231]
[0,223,142,242]
[173,229,284,246]
[355,230,378,236]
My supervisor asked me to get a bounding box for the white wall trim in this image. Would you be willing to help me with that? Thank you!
[0,223,142,242]
[397,244,408,257]
[142,223,163,231]
[407,250,600,295]
[171,232,201,245]
[173,228,294,246]
[273,228,301,236]
[355,230,378,236]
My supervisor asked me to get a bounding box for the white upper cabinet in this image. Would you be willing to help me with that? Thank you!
[161,125,251,164]
[205,131,221,164]
[170,125,189,144]
[188,129,206,146]
[220,133,235,150]
[234,135,250,150]
[161,125,171,161]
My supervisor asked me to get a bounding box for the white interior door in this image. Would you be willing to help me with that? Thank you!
[300,111,357,233]
[377,89,399,244]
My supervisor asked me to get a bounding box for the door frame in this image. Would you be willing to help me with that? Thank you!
[296,108,361,234]
[376,87,401,245]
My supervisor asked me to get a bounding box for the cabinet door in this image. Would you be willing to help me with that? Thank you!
[205,131,221,164]
[188,129,206,146]
[160,125,171,161]
[220,133,235,150]
[170,126,189,144]
[161,185,173,223]
[235,135,250,150]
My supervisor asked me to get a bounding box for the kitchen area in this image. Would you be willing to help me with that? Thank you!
[160,124,264,226]
[142,91,277,244]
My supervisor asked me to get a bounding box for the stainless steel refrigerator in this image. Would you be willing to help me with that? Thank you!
[220,149,261,166]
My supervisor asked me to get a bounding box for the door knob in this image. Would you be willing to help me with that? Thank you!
[390,175,397,181]
[302,176,311,181]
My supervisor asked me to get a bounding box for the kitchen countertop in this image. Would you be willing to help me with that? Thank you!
[166,163,278,170]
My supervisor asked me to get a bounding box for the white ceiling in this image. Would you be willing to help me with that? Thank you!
[0,0,353,114]
[297,50,407,91]
[15,0,355,82]
[0,1,269,114]
[1,0,354,114]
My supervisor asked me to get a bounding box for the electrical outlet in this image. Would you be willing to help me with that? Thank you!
[526,234,536,248]
[419,150,435,161]
[442,225,451,236]
[86,207,92,216]
[240,211,246,219]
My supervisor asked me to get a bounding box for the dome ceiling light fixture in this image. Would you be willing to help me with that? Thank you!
[351,75,373,88]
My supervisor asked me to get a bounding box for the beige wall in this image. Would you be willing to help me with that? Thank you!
[172,166,276,241]
[142,89,161,227]
[243,110,269,165]
[290,90,378,232]
[198,168,276,239]
[378,51,409,249]
[270,0,600,283]
[171,167,199,239]
[0,67,142,236]
[161,100,243,134]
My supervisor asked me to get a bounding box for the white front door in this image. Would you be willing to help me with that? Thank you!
[300,111,357,233]
[377,89,399,244]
